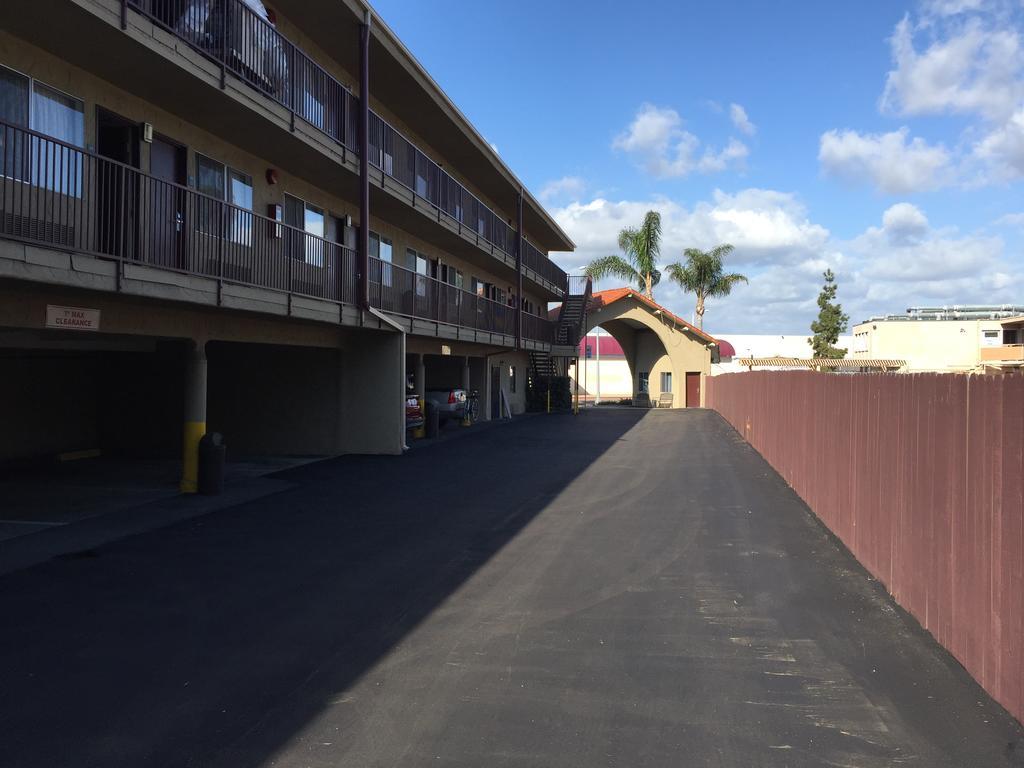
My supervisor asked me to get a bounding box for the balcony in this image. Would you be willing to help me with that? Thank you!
[121,0,567,296]
[980,345,1024,363]
[0,120,555,345]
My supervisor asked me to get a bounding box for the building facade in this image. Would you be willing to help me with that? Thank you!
[0,0,580,487]
[851,307,1024,373]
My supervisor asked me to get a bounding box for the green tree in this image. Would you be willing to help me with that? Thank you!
[584,210,662,298]
[664,244,748,330]
[808,269,849,358]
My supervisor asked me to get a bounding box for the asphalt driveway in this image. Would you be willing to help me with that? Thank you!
[1,409,1021,767]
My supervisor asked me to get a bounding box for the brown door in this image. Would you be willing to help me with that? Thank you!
[685,372,701,407]
[149,136,187,268]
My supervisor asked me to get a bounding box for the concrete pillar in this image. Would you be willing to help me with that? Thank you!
[414,354,426,400]
[339,330,405,455]
[462,356,471,392]
[180,341,207,493]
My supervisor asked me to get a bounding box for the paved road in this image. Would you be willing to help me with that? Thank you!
[2,409,1022,767]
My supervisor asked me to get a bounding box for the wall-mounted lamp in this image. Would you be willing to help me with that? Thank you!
[141,123,153,143]
[266,168,279,185]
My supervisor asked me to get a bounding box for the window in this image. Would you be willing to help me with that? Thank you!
[638,372,650,394]
[454,270,464,291]
[0,66,84,195]
[660,372,672,394]
[407,248,429,297]
[284,194,325,265]
[303,202,325,267]
[369,231,393,286]
[196,154,225,235]
[0,66,29,181]
[228,169,253,245]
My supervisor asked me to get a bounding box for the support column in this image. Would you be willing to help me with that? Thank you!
[461,356,471,392]
[180,341,207,493]
[358,10,371,311]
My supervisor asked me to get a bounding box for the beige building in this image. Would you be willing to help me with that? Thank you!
[0,0,583,489]
[852,307,1024,373]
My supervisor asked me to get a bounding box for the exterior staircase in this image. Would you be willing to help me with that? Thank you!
[529,276,592,382]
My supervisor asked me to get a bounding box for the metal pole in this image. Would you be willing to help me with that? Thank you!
[515,188,523,350]
[358,9,371,311]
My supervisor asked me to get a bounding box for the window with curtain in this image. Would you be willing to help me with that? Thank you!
[0,66,28,182]
[30,82,84,197]
[660,371,672,395]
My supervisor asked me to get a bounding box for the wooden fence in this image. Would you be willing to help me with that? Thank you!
[707,371,1024,724]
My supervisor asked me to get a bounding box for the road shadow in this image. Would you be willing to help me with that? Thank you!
[0,409,644,767]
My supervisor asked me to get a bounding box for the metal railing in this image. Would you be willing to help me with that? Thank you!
[130,0,358,147]
[0,119,355,302]
[124,0,567,294]
[522,311,556,344]
[0,119,554,342]
[567,274,592,297]
[369,257,529,338]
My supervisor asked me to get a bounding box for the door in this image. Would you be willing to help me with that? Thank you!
[490,365,501,419]
[685,372,701,408]
[148,136,187,269]
[96,109,140,259]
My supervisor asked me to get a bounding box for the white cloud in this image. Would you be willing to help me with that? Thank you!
[922,0,988,17]
[548,189,829,275]
[819,128,954,193]
[823,3,1024,191]
[697,138,750,173]
[881,202,930,244]
[539,176,586,204]
[549,190,1013,333]
[612,103,748,178]
[972,107,1024,178]
[729,103,757,136]
[881,14,1024,121]
[995,211,1024,227]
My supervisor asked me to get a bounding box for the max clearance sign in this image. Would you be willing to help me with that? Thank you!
[46,305,101,331]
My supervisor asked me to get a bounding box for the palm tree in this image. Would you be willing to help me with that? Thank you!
[665,244,748,330]
[584,210,662,298]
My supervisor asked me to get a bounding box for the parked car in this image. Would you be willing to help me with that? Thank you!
[405,395,423,431]
[425,388,467,423]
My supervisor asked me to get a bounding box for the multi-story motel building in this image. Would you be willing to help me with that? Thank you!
[0,0,583,489]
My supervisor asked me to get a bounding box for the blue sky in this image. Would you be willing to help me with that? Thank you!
[372,0,1024,333]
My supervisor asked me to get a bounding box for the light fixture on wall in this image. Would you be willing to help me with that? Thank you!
[141,123,153,143]
[266,168,279,185]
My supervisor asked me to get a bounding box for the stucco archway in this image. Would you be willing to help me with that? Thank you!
[581,289,717,408]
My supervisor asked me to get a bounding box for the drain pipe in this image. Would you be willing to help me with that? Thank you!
[358,7,371,312]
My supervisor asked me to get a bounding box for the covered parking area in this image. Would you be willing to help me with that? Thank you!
[405,339,531,427]
[0,281,405,532]
[577,288,719,408]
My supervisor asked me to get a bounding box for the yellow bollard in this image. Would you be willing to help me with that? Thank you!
[413,396,426,439]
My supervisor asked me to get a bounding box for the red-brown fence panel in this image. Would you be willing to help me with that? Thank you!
[707,370,1024,724]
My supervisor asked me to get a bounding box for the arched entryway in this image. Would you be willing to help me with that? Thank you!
[576,289,718,408]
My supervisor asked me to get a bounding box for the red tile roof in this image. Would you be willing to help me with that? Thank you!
[587,288,720,345]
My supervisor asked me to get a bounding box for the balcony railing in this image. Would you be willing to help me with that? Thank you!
[0,119,554,342]
[369,258,518,337]
[125,0,567,295]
